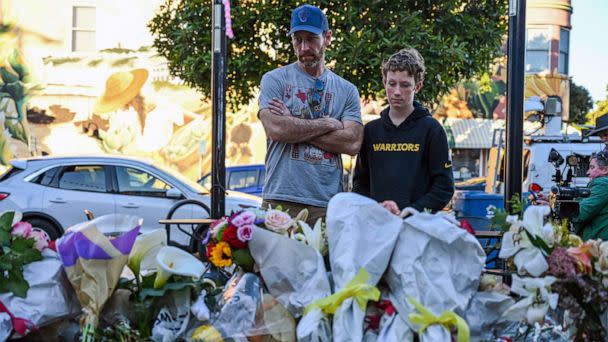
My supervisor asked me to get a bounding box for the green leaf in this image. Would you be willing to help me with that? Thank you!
[0,230,10,246]
[6,273,29,298]
[523,229,552,256]
[138,281,196,301]
[0,211,15,232]
[11,236,35,252]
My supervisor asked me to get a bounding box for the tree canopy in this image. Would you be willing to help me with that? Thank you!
[150,0,507,110]
[569,81,593,124]
[586,84,608,124]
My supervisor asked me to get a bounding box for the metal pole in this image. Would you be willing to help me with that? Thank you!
[505,0,526,213]
[211,0,227,218]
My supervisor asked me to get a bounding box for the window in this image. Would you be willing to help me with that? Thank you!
[525,28,550,73]
[116,166,171,197]
[451,149,480,182]
[30,167,59,186]
[228,170,258,189]
[58,165,107,192]
[559,28,569,75]
[72,6,96,52]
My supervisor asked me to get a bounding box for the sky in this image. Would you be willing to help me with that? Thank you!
[569,0,608,106]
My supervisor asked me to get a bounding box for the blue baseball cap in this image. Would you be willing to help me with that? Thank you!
[288,5,329,35]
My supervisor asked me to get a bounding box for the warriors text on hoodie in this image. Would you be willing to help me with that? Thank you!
[353,103,454,212]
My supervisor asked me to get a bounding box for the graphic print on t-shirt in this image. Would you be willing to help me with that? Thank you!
[284,83,339,168]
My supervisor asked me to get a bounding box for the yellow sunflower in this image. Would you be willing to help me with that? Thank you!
[209,241,233,268]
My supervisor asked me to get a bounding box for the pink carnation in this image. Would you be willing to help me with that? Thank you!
[237,224,253,242]
[28,229,49,251]
[231,211,256,227]
[11,221,32,238]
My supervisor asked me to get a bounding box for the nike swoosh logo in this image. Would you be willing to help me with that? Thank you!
[444,163,452,168]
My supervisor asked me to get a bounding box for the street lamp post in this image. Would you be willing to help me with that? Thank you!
[505,0,526,213]
[211,0,227,219]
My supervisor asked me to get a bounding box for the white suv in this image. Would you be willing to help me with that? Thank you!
[0,155,261,239]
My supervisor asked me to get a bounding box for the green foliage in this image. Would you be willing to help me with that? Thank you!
[586,84,608,124]
[0,212,43,298]
[150,0,507,110]
[569,81,594,124]
[488,194,525,231]
[465,75,506,118]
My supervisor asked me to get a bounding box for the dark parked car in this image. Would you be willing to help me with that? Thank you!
[199,164,265,197]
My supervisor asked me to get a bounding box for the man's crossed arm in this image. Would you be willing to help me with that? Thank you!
[259,98,363,156]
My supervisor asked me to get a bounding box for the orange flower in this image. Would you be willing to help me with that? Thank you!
[566,243,593,275]
[208,241,233,268]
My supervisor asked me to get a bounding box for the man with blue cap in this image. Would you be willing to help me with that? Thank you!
[258,4,363,224]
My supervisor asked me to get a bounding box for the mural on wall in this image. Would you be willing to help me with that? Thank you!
[0,46,267,180]
[0,24,32,166]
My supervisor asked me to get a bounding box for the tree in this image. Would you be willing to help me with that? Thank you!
[569,81,594,124]
[150,0,507,110]
[586,84,608,125]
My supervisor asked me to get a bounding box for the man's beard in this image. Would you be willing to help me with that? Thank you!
[298,50,325,67]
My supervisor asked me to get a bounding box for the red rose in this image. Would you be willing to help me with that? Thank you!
[222,225,247,249]
[206,241,217,259]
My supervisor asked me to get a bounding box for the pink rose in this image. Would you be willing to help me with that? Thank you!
[237,224,253,242]
[264,210,292,234]
[231,211,256,227]
[11,221,32,238]
[28,228,49,251]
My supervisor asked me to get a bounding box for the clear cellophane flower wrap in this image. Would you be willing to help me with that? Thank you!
[325,193,403,342]
[247,225,330,341]
[56,214,142,340]
[191,271,296,341]
[385,209,485,342]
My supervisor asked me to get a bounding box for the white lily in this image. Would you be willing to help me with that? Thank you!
[499,206,555,276]
[502,274,558,324]
[128,229,166,277]
[292,218,327,256]
[153,246,205,289]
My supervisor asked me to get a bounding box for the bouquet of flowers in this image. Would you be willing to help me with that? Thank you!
[206,210,257,270]
[497,205,608,340]
[0,211,49,298]
[206,207,328,272]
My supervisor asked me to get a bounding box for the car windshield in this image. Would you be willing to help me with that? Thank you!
[151,162,209,194]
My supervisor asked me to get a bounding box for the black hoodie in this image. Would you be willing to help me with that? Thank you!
[353,103,454,212]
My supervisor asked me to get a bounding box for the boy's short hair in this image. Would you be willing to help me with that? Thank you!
[382,48,426,84]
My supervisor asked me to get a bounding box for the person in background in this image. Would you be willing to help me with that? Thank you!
[586,112,608,147]
[572,150,608,240]
[353,47,454,214]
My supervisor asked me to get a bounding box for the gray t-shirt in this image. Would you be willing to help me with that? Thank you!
[259,63,362,207]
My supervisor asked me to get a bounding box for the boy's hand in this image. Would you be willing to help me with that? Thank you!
[380,200,401,215]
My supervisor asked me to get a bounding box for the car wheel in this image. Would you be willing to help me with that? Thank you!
[26,218,61,240]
